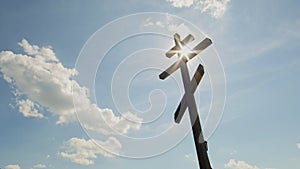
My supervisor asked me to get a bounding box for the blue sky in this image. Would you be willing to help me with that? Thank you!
[0,0,299,169]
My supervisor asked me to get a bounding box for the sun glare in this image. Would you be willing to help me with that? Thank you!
[178,46,191,61]
[179,46,191,57]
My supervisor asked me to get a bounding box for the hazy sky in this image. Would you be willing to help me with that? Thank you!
[0,0,299,169]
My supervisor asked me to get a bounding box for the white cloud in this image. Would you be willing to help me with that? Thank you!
[197,0,230,19]
[184,153,197,163]
[3,74,13,83]
[0,39,142,133]
[32,164,46,169]
[78,106,142,135]
[17,99,44,118]
[0,39,78,124]
[225,159,259,169]
[166,0,230,19]
[143,18,165,28]
[167,0,194,8]
[5,165,20,169]
[143,16,192,34]
[297,143,300,149]
[0,39,143,162]
[18,39,58,62]
[59,137,121,165]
